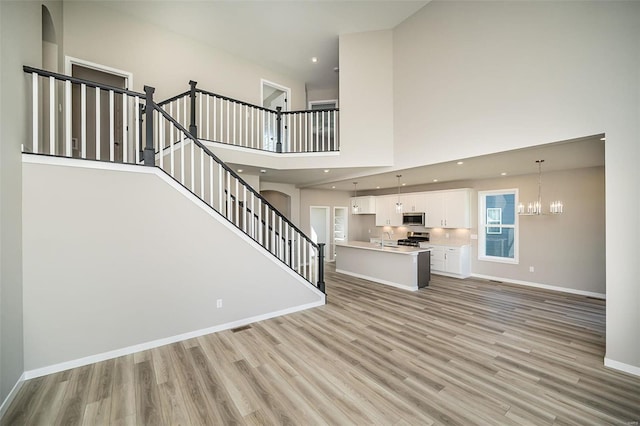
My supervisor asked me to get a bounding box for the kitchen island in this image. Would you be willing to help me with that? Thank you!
[335,241,431,291]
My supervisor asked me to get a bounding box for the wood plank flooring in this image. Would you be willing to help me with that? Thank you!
[4,264,640,425]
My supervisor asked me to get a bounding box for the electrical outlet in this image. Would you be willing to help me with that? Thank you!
[216,299,223,308]
[445,233,450,239]
[529,266,535,272]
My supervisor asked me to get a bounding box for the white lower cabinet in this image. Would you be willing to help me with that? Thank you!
[424,244,470,278]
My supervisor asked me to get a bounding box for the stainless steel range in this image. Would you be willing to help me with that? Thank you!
[397,231,430,247]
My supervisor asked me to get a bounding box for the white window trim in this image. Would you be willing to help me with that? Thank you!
[478,188,519,264]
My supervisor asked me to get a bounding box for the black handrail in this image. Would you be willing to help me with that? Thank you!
[195,87,339,115]
[23,65,145,98]
[284,108,339,114]
[151,101,318,249]
[157,90,190,107]
[195,88,276,114]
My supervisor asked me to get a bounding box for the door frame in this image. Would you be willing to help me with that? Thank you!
[308,99,339,109]
[260,79,291,111]
[310,206,331,259]
[65,56,133,90]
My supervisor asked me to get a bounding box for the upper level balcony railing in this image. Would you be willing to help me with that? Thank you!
[158,82,339,154]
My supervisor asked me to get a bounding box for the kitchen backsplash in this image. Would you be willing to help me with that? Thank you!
[367,225,471,245]
[428,228,471,245]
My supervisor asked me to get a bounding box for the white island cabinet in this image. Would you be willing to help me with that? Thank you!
[335,241,431,291]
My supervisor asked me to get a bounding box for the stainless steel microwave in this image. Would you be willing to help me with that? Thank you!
[402,212,425,226]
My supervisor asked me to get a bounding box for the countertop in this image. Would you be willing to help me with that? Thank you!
[336,240,431,255]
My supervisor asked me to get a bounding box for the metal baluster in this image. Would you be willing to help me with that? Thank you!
[95,87,100,160]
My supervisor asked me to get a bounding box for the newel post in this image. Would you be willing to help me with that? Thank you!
[275,106,282,153]
[317,243,326,293]
[143,85,156,166]
[189,80,198,137]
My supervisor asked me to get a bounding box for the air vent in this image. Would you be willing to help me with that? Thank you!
[230,325,252,333]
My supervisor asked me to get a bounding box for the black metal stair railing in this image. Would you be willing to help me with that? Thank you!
[22,66,325,292]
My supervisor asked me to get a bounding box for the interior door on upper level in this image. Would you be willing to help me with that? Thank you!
[261,80,290,151]
[70,62,128,162]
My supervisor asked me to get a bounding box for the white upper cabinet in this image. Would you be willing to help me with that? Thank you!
[375,195,402,226]
[399,193,427,213]
[350,196,376,214]
[425,189,472,228]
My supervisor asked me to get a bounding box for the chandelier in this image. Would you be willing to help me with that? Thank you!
[352,182,359,214]
[518,160,563,215]
[395,175,403,213]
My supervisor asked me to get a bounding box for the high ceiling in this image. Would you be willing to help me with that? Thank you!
[99,1,605,191]
[100,0,429,92]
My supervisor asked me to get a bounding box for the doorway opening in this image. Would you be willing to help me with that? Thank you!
[261,80,290,151]
[310,206,330,260]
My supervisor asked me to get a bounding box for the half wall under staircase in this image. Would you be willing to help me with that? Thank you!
[21,66,327,376]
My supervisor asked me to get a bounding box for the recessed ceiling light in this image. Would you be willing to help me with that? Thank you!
[457,161,464,165]
[331,186,336,189]
[402,183,406,186]
[324,169,330,173]
[311,57,318,63]
[501,172,507,176]
[260,169,266,174]
[237,169,243,173]
[433,179,438,182]
[376,186,380,189]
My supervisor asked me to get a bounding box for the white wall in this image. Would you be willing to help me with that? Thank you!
[339,30,394,168]
[0,0,40,406]
[260,182,301,225]
[62,1,306,108]
[22,159,323,372]
[392,1,639,373]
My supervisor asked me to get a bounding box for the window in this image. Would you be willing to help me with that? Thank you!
[478,189,518,263]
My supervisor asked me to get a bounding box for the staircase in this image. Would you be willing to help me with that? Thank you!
[23,65,331,291]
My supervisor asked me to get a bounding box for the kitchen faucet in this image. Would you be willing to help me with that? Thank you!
[382,231,393,247]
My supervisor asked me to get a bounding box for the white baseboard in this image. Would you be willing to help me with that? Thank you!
[23,298,324,380]
[0,372,26,419]
[471,273,606,299]
[336,268,418,292]
[604,357,640,377]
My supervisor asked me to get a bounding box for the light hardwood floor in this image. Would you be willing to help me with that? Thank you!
[3,264,640,425]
